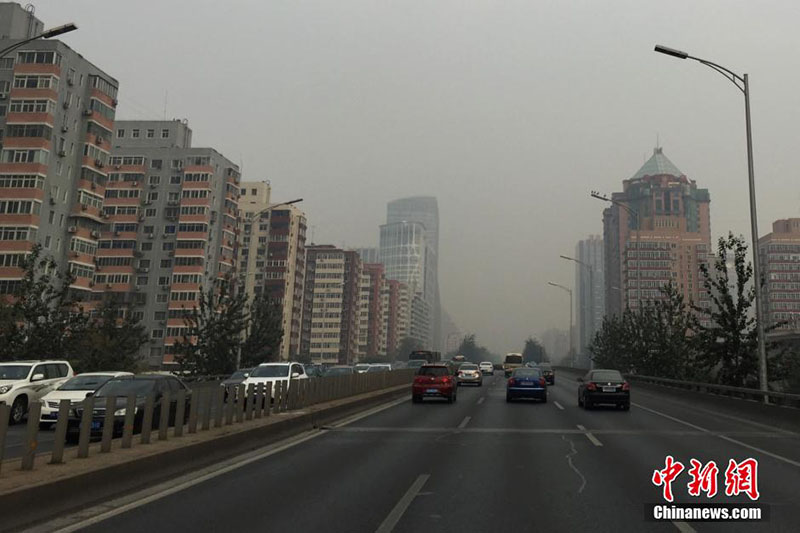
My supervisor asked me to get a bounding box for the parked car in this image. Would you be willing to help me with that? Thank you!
[502,353,524,377]
[457,363,483,386]
[479,361,494,375]
[354,364,371,374]
[0,360,74,424]
[506,367,547,403]
[67,374,191,440]
[412,364,457,403]
[578,369,630,410]
[325,366,355,376]
[39,372,133,428]
[367,364,392,373]
[241,362,308,399]
[538,363,555,385]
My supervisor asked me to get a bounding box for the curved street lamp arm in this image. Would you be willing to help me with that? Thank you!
[692,57,745,94]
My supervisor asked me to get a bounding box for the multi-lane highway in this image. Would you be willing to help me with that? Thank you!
[37,369,800,533]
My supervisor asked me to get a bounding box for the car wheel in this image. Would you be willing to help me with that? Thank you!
[447,394,454,404]
[577,394,583,407]
[621,402,630,411]
[506,394,512,403]
[542,394,547,403]
[585,399,592,410]
[10,396,27,425]
[39,422,54,430]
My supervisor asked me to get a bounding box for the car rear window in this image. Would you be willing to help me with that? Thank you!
[591,370,623,381]
[504,355,523,364]
[512,368,542,378]
[418,366,448,377]
[460,364,478,370]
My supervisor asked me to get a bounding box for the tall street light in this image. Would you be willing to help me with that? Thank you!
[0,23,78,59]
[560,254,594,368]
[591,191,641,311]
[236,198,303,369]
[547,282,574,366]
[654,44,769,402]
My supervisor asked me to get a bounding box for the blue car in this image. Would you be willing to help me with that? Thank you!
[506,367,547,402]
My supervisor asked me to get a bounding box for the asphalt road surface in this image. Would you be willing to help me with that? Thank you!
[37,370,800,532]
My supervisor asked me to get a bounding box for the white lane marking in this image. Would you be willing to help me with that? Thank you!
[561,435,586,494]
[576,424,603,447]
[633,402,800,468]
[32,396,410,533]
[554,401,564,410]
[374,474,430,533]
[477,397,485,405]
[458,416,471,429]
[673,520,696,532]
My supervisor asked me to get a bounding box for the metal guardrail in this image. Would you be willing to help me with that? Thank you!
[0,369,416,477]
[554,366,800,408]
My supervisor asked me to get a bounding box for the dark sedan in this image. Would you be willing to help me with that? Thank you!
[67,375,191,440]
[506,367,547,402]
[578,369,630,410]
[538,363,555,385]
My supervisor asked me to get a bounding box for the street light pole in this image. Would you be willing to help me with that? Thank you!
[654,44,769,402]
[548,282,574,366]
[560,254,594,368]
[0,23,78,59]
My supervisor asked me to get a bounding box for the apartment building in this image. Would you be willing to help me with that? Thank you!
[358,263,386,358]
[237,181,307,360]
[0,4,118,298]
[383,279,408,356]
[301,245,361,364]
[603,148,711,320]
[759,218,800,335]
[574,236,605,356]
[108,119,240,367]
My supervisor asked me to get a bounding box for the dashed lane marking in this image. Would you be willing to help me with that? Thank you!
[576,424,603,447]
[458,416,471,429]
[554,401,564,410]
[374,474,430,533]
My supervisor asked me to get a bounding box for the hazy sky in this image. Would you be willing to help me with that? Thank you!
[34,0,800,352]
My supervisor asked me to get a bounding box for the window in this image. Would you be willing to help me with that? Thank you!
[160,259,172,268]
[156,293,168,303]
[0,57,14,69]
[151,329,164,339]
[9,99,56,114]
[146,129,155,138]
[161,129,170,138]
[16,50,60,65]
[151,159,162,170]
[132,129,140,138]
[145,208,156,217]
[154,311,167,321]
[148,192,158,201]
[141,242,153,251]
[143,225,154,234]
[137,276,148,285]
[158,276,170,286]
[170,175,181,184]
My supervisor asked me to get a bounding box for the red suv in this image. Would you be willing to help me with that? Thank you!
[412,364,457,403]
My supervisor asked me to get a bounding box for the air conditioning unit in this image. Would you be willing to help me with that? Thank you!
[62,101,69,109]
[90,230,100,238]
[138,215,145,222]
[159,320,166,326]
[90,182,96,190]
[67,226,77,233]
[132,181,138,187]
[143,200,151,206]
[114,230,120,236]
[112,99,118,107]
[133,286,140,292]
[95,159,104,168]
[49,198,56,206]
[67,78,74,86]
[102,213,110,219]
[161,285,170,291]
[81,204,88,211]
[82,109,92,116]
[95,266,101,272]
[71,251,79,258]
[149,184,157,189]
[58,150,66,157]
[139,267,149,273]
[0,93,6,100]
[147,233,154,239]
[96,137,103,145]
[61,126,69,133]
[114,165,121,170]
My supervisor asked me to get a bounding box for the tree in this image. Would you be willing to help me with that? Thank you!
[693,234,759,387]
[240,292,284,367]
[174,278,247,376]
[392,336,423,360]
[71,298,148,373]
[522,337,547,364]
[0,245,86,361]
[453,333,493,362]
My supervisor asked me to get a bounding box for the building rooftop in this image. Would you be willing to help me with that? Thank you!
[631,147,683,180]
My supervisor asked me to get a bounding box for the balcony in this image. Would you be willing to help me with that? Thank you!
[4,112,54,126]
[70,203,103,221]
[0,136,51,150]
[13,63,61,76]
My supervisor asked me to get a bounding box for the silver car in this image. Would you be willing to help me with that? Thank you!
[457,363,483,387]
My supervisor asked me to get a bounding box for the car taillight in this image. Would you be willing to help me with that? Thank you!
[508,378,516,386]
[586,382,597,391]
[413,376,425,383]
[539,378,546,386]
[622,382,630,391]
[442,377,451,384]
